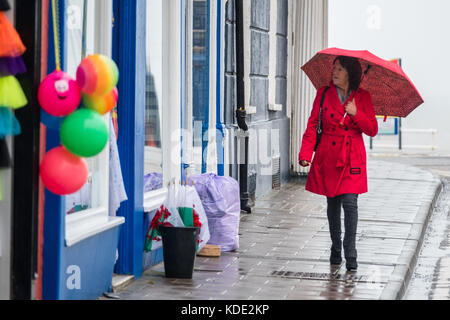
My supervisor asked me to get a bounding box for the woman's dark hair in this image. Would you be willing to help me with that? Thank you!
[333,56,362,92]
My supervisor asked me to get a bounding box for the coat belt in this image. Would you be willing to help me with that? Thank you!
[323,130,361,168]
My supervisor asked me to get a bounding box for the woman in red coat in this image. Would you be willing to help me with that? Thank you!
[298,56,378,271]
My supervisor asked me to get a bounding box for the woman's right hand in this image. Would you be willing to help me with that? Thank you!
[299,160,311,167]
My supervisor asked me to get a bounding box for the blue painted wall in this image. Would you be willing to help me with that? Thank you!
[216,0,225,176]
[60,226,122,300]
[112,0,146,277]
[43,0,66,300]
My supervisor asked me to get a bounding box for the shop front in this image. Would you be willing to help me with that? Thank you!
[40,0,125,300]
[35,0,224,299]
[113,0,226,276]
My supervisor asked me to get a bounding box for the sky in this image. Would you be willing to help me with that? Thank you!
[328,0,450,154]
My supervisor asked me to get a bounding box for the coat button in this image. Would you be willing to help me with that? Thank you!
[332,142,336,146]
[345,127,349,131]
[330,113,334,118]
[346,142,349,146]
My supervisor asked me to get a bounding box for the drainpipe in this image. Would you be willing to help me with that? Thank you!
[235,0,251,213]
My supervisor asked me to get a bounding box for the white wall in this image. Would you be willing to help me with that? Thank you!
[329,0,450,154]
[291,0,329,174]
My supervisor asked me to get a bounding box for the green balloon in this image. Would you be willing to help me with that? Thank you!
[60,108,109,157]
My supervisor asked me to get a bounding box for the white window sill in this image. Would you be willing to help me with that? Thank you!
[143,187,167,212]
[65,207,125,247]
[269,103,283,111]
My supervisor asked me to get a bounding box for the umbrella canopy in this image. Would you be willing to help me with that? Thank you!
[301,47,424,117]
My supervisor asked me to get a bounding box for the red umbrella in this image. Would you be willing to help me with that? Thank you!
[301,47,424,118]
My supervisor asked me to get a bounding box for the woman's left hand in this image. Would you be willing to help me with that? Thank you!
[345,99,357,116]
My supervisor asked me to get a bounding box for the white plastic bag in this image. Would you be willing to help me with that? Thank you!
[183,185,210,251]
[163,183,185,227]
[144,184,185,252]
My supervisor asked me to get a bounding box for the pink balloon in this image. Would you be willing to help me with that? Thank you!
[38,70,81,117]
[40,146,88,195]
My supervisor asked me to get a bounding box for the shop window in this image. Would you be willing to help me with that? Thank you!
[144,0,164,193]
[64,0,109,217]
[191,0,210,174]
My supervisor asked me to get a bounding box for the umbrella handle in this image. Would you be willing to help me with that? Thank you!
[339,113,347,127]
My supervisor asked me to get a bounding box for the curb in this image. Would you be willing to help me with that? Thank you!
[396,176,443,300]
[379,174,443,300]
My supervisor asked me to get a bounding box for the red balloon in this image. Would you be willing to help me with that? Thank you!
[40,146,88,195]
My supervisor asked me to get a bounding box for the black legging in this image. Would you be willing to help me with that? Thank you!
[326,194,358,260]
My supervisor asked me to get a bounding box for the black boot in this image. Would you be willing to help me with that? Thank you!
[330,248,342,265]
[346,258,358,271]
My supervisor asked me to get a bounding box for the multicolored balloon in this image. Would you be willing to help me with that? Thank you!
[37,70,81,116]
[40,146,88,195]
[82,87,118,115]
[76,54,119,97]
[60,108,109,157]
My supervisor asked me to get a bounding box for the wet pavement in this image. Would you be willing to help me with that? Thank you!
[107,159,442,300]
[404,177,450,300]
[369,154,450,300]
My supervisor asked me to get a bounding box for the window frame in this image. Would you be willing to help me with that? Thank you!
[64,0,124,247]
[143,0,183,212]
[183,0,224,178]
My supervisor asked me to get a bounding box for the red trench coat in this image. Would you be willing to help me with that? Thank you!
[298,81,378,198]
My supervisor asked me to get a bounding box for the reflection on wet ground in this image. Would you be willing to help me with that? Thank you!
[404,178,450,300]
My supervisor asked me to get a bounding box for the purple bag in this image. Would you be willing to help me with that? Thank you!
[144,172,163,192]
[187,173,240,252]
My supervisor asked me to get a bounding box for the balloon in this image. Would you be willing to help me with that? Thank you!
[82,87,118,115]
[76,54,119,97]
[60,108,109,157]
[40,146,88,195]
[38,70,81,116]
